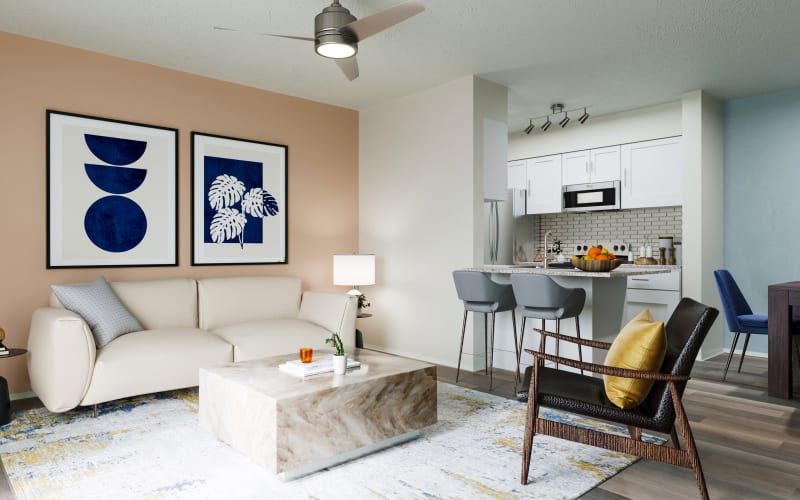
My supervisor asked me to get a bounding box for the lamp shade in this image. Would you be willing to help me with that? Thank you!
[333,254,375,287]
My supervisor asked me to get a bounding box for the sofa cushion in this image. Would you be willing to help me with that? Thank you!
[212,318,332,362]
[198,276,302,331]
[80,328,233,406]
[51,276,143,348]
[110,279,198,330]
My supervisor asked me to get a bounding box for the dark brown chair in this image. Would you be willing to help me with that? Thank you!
[521,297,718,499]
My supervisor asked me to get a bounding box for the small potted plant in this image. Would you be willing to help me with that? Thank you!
[325,331,347,374]
[357,293,370,316]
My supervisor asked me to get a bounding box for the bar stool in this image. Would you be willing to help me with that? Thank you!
[510,274,586,379]
[452,270,518,390]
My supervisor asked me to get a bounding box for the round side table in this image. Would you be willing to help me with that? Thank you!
[1,348,27,426]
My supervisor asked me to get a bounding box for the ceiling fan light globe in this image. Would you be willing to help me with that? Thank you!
[316,40,357,59]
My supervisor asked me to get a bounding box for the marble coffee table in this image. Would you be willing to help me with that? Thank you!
[199,349,437,480]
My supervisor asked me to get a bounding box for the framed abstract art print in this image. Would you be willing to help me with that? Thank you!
[47,110,178,268]
[191,132,288,265]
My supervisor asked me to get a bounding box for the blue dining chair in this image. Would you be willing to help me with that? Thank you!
[713,269,800,381]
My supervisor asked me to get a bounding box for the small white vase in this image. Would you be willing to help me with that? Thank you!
[332,354,347,374]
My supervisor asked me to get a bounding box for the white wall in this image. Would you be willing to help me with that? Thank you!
[359,76,508,369]
[681,90,725,359]
[508,101,682,160]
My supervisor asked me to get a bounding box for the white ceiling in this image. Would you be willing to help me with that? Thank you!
[3,0,800,132]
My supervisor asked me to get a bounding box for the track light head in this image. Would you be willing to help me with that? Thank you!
[579,108,589,124]
[541,117,551,131]
[524,119,534,135]
[559,113,570,128]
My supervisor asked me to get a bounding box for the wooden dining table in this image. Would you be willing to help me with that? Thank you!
[767,281,800,399]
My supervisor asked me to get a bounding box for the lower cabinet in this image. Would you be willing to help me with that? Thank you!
[622,269,681,326]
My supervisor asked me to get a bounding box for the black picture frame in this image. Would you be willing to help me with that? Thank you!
[191,132,288,265]
[46,110,178,268]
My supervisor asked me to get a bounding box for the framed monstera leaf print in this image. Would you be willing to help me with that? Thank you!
[191,132,287,265]
[46,110,178,268]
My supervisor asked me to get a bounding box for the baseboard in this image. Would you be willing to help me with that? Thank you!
[10,391,35,401]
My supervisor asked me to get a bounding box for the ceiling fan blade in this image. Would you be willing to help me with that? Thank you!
[214,27,314,42]
[335,57,359,81]
[339,0,424,42]
[261,33,316,42]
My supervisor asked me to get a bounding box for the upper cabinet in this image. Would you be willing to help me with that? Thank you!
[621,137,682,209]
[525,155,562,214]
[561,146,620,185]
[483,118,509,201]
[507,160,527,216]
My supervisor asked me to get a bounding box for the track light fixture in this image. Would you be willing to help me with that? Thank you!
[521,103,591,134]
[524,119,534,135]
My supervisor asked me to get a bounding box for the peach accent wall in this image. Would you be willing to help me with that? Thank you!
[0,32,359,394]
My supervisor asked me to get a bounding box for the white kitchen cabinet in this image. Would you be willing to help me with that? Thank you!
[622,269,681,326]
[525,155,562,214]
[507,160,526,189]
[621,137,682,209]
[561,146,621,185]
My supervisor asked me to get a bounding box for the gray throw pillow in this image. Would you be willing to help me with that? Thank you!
[52,276,143,348]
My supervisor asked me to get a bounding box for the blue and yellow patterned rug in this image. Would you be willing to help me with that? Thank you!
[0,382,651,499]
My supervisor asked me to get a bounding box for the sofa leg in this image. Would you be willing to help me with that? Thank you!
[93,404,98,418]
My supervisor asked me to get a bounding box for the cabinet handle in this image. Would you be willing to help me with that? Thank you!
[631,278,649,281]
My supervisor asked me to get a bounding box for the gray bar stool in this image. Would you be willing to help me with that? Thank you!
[452,270,518,390]
[510,274,586,379]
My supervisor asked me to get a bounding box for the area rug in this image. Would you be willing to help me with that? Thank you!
[0,382,653,499]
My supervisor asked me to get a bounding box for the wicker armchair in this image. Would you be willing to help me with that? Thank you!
[521,297,719,499]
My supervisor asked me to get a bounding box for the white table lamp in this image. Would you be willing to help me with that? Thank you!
[333,254,375,295]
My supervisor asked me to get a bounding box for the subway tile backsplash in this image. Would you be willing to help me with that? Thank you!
[516,206,682,260]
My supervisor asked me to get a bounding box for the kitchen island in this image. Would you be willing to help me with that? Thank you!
[457,264,672,372]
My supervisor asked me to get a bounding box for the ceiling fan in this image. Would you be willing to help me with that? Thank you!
[215,0,425,81]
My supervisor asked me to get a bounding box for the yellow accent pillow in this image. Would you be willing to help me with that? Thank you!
[603,309,667,409]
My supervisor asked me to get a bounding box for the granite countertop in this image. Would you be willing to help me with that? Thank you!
[460,264,673,278]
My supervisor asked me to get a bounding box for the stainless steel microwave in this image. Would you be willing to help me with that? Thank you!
[562,181,621,212]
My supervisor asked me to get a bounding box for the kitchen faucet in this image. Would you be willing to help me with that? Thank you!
[543,231,553,269]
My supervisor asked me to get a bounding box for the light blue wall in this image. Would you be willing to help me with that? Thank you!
[723,87,800,354]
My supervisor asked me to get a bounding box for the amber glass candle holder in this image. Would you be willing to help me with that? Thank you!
[299,347,313,363]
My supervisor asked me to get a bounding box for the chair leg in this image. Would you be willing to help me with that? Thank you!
[521,354,541,485]
[574,315,584,375]
[456,310,468,383]
[669,383,710,500]
[489,312,497,390]
[555,319,561,370]
[627,425,642,441]
[722,331,740,381]
[512,309,521,393]
[484,313,489,375]
[737,333,751,374]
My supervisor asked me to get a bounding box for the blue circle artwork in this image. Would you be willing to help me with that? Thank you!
[84,196,147,252]
[84,134,147,166]
[84,164,147,194]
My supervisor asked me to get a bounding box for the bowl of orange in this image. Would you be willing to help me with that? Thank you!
[571,246,623,272]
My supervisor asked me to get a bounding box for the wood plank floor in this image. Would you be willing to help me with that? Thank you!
[2,354,798,499]
[438,355,800,500]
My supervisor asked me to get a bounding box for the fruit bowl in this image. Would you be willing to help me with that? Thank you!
[571,258,623,272]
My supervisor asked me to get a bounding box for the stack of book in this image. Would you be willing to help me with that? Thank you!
[0,343,8,357]
[279,357,361,378]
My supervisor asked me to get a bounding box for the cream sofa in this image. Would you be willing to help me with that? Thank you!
[27,276,357,413]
